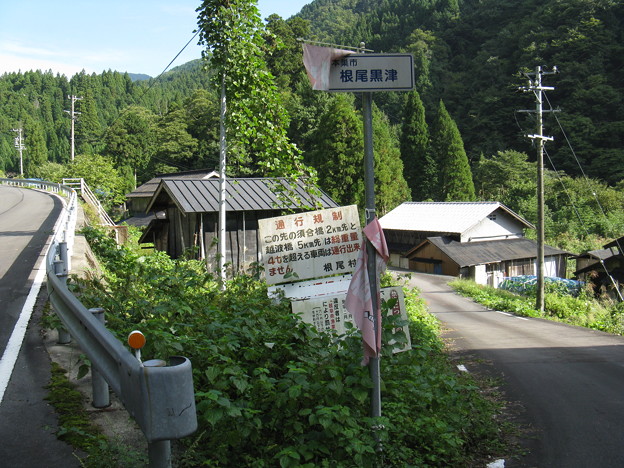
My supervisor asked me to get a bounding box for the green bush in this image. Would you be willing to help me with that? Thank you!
[450,278,617,334]
[75,227,506,466]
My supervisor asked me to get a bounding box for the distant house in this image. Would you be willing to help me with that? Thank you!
[574,237,624,300]
[379,202,568,286]
[139,177,337,273]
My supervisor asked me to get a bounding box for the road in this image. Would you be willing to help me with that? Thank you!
[0,185,78,467]
[403,271,624,467]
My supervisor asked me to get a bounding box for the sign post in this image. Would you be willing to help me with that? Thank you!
[303,41,414,449]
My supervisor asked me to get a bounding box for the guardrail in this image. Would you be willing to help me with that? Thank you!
[1,178,197,468]
[62,177,116,226]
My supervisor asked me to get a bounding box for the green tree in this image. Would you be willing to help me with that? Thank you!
[196,0,312,181]
[104,106,156,184]
[372,103,410,215]
[473,150,535,203]
[400,90,434,201]
[24,117,48,176]
[32,161,65,183]
[74,87,101,154]
[430,100,475,201]
[66,154,126,207]
[152,104,198,172]
[184,89,221,170]
[264,15,311,90]
[308,95,364,207]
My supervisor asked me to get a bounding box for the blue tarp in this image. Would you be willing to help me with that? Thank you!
[499,275,584,296]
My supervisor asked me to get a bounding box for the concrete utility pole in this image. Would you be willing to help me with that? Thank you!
[520,66,556,312]
[11,127,25,177]
[218,73,227,288]
[65,95,82,161]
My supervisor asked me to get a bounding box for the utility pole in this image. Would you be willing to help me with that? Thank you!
[218,73,227,288]
[520,66,557,312]
[12,127,25,177]
[65,95,82,161]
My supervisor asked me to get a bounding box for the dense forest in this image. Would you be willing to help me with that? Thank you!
[1,0,623,252]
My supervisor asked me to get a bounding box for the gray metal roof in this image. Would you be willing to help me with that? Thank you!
[410,236,568,267]
[379,201,534,233]
[146,177,338,213]
[126,170,218,198]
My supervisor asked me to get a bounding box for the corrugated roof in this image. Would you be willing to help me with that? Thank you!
[379,201,534,233]
[126,170,218,198]
[147,178,338,213]
[410,236,568,267]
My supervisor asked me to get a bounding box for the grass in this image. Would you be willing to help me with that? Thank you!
[449,278,624,335]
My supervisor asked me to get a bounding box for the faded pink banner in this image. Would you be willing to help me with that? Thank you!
[345,217,389,365]
[302,43,353,91]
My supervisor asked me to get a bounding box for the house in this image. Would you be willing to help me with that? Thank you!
[405,236,568,286]
[379,201,568,286]
[139,177,337,273]
[574,237,624,300]
[123,169,218,226]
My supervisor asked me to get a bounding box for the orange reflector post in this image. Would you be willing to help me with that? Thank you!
[128,330,146,350]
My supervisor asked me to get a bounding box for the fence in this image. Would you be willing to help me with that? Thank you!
[1,178,197,468]
[62,177,116,226]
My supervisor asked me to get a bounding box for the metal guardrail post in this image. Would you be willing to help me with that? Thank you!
[89,308,110,408]
[54,242,71,344]
[148,440,172,468]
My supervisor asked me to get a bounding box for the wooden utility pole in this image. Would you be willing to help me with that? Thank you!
[520,66,556,311]
[65,95,82,161]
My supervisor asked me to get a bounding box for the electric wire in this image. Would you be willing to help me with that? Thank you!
[100,31,202,174]
[543,91,624,254]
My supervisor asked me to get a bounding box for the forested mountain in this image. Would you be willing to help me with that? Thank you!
[1,0,623,249]
[298,0,624,182]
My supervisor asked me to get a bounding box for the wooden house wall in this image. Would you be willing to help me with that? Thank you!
[407,242,460,276]
[203,211,273,274]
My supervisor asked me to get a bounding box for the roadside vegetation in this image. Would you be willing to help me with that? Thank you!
[65,226,512,467]
[450,278,624,335]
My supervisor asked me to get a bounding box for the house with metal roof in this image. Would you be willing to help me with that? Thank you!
[574,237,624,300]
[379,202,568,286]
[123,169,219,226]
[405,236,568,286]
[139,177,338,273]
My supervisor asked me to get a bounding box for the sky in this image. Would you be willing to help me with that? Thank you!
[0,1,311,78]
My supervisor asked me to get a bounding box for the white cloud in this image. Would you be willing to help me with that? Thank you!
[0,52,94,77]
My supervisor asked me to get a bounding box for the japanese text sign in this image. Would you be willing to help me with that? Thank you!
[328,53,414,92]
[291,287,412,353]
[258,205,362,285]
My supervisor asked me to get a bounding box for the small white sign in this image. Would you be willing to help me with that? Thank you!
[259,205,362,285]
[291,287,412,353]
[328,54,414,92]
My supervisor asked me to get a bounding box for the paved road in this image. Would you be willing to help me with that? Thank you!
[0,185,79,467]
[403,271,624,468]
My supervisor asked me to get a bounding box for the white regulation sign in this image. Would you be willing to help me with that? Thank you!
[258,205,362,285]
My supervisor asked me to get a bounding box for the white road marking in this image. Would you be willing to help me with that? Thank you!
[457,364,468,372]
[487,459,505,468]
[0,253,48,405]
[496,310,530,321]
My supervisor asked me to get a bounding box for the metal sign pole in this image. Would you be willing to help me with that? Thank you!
[362,90,382,421]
